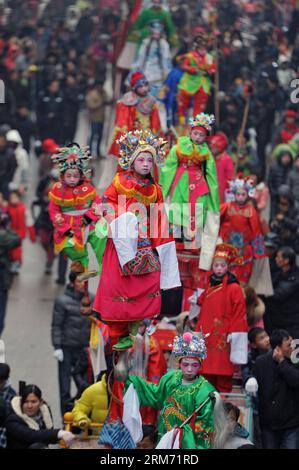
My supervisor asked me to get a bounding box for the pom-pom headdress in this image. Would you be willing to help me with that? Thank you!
[213,243,242,265]
[173,331,208,361]
[51,145,92,175]
[117,129,167,170]
[189,113,215,133]
[228,173,256,198]
[128,69,148,91]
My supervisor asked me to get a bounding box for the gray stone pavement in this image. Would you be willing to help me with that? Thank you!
[2,108,117,426]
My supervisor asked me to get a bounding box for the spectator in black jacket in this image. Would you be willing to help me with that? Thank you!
[243,328,270,448]
[5,384,74,449]
[36,79,64,144]
[268,149,293,218]
[269,185,299,252]
[51,271,91,416]
[0,363,16,448]
[263,247,299,338]
[12,104,37,153]
[0,134,17,199]
[250,329,299,449]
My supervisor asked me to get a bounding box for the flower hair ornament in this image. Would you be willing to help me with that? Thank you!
[188,113,215,133]
[117,129,168,170]
[51,144,92,176]
[228,173,256,198]
[173,331,208,361]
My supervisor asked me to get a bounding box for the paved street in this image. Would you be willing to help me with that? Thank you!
[2,108,117,426]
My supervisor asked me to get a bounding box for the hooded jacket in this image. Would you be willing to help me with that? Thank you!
[268,150,293,199]
[6,129,29,190]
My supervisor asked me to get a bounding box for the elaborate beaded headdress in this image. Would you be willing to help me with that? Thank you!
[173,332,207,361]
[117,129,167,170]
[188,113,215,133]
[228,173,256,197]
[51,144,92,175]
[213,243,240,265]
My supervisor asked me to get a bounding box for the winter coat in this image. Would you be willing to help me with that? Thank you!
[0,147,17,198]
[71,375,108,429]
[6,130,29,190]
[287,167,299,203]
[11,114,36,153]
[264,266,299,338]
[254,351,299,431]
[51,285,91,349]
[85,89,107,123]
[5,396,60,449]
[0,382,16,448]
[0,228,21,289]
[268,152,293,199]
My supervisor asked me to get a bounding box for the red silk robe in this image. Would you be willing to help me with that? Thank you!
[220,201,266,284]
[196,274,248,377]
[93,171,175,322]
[48,180,101,253]
[108,92,161,157]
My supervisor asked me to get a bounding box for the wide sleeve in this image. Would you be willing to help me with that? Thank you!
[199,148,220,270]
[152,185,181,289]
[110,212,138,268]
[150,104,162,135]
[225,156,235,185]
[248,207,266,259]
[228,284,248,365]
[84,192,102,223]
[98,181,138,268]
[125,371,171,410]
[158,144,178,199]
[108,102,131,157]
[48,200,71,236]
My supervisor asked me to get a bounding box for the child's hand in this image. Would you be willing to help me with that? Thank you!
[55,214,64,225]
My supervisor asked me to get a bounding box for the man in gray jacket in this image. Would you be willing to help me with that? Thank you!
[51,271,91,416]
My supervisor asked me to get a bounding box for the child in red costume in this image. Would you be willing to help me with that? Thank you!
[195,243,248,392]
[108,70,162,158]
[93,130,181,351]
[176,32,216,125]
[220,175,267,285]
[7,190,36,274]
[209,132,235,203]
[48,144,105,272]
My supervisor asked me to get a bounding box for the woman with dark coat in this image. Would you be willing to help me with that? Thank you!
[5,384,74,449]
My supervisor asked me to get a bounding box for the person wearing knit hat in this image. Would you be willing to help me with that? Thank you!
[159,112,220,271]
[122,331,217,448]
[209,132,235,203]
[108,69,162,158]
[193,243,248,393]
[176,31,216,126]
[93,129,180,352]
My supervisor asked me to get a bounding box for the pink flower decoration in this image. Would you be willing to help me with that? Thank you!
[182,332,193,343]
